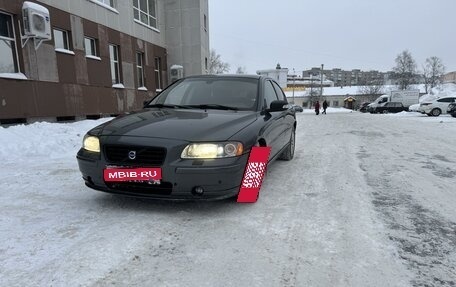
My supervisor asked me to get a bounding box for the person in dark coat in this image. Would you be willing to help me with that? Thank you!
[322,100,328,114]
[315,101,320,115]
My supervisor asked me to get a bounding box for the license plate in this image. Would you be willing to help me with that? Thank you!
[103,167,162,182]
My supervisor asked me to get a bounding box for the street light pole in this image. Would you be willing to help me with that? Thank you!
[320,64,324,100]
[292,68,295,104]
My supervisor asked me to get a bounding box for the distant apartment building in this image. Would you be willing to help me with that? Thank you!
[443,71,456,84]
[0,0,209,123]
[302,67,387,87]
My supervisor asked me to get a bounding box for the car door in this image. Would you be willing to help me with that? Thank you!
[393,103,401,113]
[260,80,287,159]
[271,80,294,148]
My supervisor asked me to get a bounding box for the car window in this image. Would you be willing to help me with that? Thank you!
[264,81,279,108]
[151,78,259,110]
[438,98,452,103]
[271,81,286,101]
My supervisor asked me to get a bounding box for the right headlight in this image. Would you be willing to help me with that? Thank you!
[181,142,243,159]
[83,135,100,153]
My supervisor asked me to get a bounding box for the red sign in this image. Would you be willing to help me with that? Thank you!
[237,146,271,203]
[103,167,162,182]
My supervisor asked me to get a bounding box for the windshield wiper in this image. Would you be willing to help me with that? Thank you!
[188,104,239,111]
[146,103,190,109]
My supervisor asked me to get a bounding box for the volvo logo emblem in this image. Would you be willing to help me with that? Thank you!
[128,151,136,160]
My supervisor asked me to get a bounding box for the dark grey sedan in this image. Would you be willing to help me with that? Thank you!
[374,102,407,114]
[77,75,296,200]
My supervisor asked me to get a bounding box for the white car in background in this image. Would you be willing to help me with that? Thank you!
[408,103,420,112]
[420,96,456,116]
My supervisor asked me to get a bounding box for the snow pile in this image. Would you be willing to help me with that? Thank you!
[0,118,112,162]
[419,83,456,103]
[300,107,354,114]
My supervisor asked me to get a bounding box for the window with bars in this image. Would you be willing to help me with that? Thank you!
[0,12,19,73]
[133,0,157,29]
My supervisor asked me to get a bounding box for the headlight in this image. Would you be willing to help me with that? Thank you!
[181,142,243,159]
[83,135,100,153]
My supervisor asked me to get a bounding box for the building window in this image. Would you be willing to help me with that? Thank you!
[84,37,97,57]
[136,52,145,88]
[333,101,339,107]
[154,57,162,90]
[204,14,207,31]
[53,29,70,50]
[133,0,157,28]
[109,44,121,84]
[0,12,19,73]
[205,57,208,71]
[96,0,115,7]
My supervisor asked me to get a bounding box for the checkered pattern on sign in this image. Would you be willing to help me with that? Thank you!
[242,162,266,188]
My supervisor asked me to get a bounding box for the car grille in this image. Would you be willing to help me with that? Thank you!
[106,182,173,195]
[104,145,166,166]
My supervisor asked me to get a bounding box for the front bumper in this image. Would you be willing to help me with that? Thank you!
[77,147,249,200]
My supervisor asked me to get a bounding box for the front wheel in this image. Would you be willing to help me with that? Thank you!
[382,110,388,114]
[431,108,441,117]
[279,130,295,161]
[451,113,456,118]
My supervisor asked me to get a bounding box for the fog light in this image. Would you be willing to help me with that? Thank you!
[193,186,204,195]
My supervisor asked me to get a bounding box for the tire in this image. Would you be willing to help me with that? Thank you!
[451,113,456,118]
[431,108,441,117]
[382,110,388,114]
[279,130,295,161]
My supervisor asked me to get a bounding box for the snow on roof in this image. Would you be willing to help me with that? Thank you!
[23,1,49,14]
[285,83,456,98]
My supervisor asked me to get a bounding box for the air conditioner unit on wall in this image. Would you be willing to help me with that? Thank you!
[22,1,51,40]
[170,65,184,83]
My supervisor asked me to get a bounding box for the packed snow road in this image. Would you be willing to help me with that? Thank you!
[1,111,455,287]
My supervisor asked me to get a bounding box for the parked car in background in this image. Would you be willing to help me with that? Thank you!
[373,102,408,114]
[447,103,456,118]
[420,96,456,116]
[359,102,370,113]
[408,103,420,112]
[290,104,303,112]
[77,75,297,200]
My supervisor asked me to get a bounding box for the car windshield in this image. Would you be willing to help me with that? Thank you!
[147,78,259,111]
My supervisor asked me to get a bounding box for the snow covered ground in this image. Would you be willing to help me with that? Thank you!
[1,111,456,286]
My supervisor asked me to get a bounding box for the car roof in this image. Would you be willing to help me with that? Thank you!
[184,74,262,80]
[436,96,456,99]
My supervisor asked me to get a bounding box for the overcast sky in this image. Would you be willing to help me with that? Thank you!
[208,0,455,75]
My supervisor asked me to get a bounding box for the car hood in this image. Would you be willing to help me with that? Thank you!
[93,108,258,142]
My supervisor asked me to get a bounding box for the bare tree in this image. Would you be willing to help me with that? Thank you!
[306,89,320,109]
[393,50,417,90]
[423,56,445,94]
[235,66,246,74]
[358,78,385,96]
[208,49,230,74]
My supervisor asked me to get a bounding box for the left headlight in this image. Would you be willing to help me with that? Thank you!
[181,142,243,159]
[83,135,100,153]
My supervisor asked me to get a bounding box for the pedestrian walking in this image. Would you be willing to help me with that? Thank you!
[315,101,320,115]
[322,100,328,114]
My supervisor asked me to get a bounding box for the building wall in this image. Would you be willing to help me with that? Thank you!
[443,71,456,84]
[303,67,388,87]
[164,0,209,77]
[257,69,289,88]
[0,0,208,122]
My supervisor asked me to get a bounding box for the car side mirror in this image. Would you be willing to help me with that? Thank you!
[267,100,288,112]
